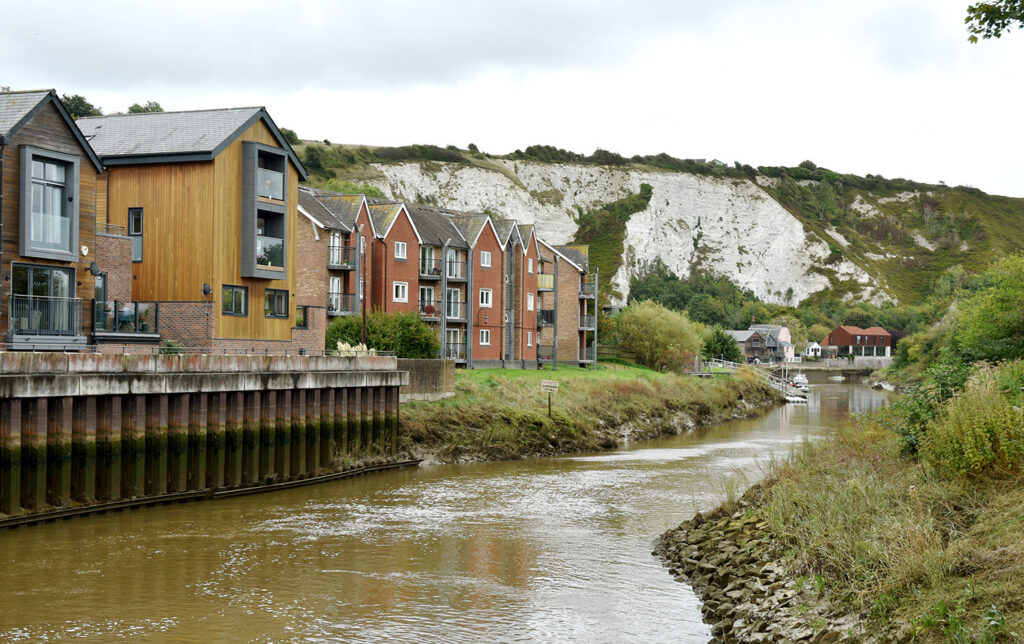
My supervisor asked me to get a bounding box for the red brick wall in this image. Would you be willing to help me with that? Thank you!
[296,216,327,309]
[94,233,133,303]
[380,212,420,314]
[537,246,585,362]
[157,301,216,348]
[472,226,503,361]
[353,206,374,315]
[521,235,539,360]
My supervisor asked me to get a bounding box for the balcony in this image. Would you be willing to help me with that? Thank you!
[579,314,596,329]
[328,292,356,316]
[9,294,81,336]
[444,342,467,361]
[419,299,442,320]
[580,282,597,298]
[256,235,284,268]
[445,299,464,320]
[445,259,466,281]
[537,273,555,291]
[257,168,284,201]
[580,344,596,363]
[328,245,356,270]
[538,309,556,328]
[538,343,554,361]
[94,300,160,335]
[419,257,442,279]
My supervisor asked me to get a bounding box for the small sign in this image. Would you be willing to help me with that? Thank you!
[541,379,559,393]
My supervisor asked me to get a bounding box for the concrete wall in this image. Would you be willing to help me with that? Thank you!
[398,358,454,402]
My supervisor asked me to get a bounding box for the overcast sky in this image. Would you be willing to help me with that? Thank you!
[3,0,1022,196]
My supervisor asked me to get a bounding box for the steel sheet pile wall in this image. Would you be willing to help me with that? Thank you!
[0,354,406,519]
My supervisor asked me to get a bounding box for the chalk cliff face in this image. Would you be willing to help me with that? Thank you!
[367,160,887,306]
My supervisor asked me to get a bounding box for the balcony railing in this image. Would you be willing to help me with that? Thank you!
[579,314,596,329]
[538,309,556,328]
[444,342,467,361]
[580,282,597,298]
[327,292,356,316]
[96,222,127,236]
[419,257,442,279]
[94,301,159,334]
[445,299,464,319]
[538,344,555,361]
[9,294,82,336]
[328,245,356,269]
[419,299,442,319]
[256,235,284,268]
[580,344,596,362]
[445,259,466,280]
[257,168,284,201]
[537,273,555,290]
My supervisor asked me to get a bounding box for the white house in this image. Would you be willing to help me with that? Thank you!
[804,341,821,358]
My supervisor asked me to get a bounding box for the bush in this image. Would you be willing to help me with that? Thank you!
[325,311,440,358]
[324,178,386,199]
[159,339,184,355]
[949,253,1024,363]
[615,300,703,371]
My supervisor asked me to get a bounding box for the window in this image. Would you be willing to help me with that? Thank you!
[527,293,534,311]
[446,248,461,278]
[528,258,533,274]
[360,235,366,254]
[329,276,342,313]
[479,288,492,308]
[264,289,288,318]
[295,305,308,329]
[222,285,248,316]
[129,208,143,262]
[480,251,491,268]
[393,281,408,303]
[446,288,461,318]
[20,146,79,261]
[394,241,407,260]
[527,331,533,347]
[11,264,76,335]
[480,329,491,346]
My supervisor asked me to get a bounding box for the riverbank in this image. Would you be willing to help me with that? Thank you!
[657,374,1024,642]
[399,365,781,463]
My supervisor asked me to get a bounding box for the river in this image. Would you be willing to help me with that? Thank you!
[0,381,891,643]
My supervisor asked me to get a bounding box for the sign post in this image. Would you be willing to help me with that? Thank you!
[541,380,558,418]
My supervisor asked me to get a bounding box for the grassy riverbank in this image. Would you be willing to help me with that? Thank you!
[399,364,780,462]
[661,362,1024,642]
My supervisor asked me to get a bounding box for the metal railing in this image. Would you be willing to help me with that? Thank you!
[538,344,554,361]
[580,283,597,297]
[537,273,555,290]
[9,295,82,336]
[257,168,284,200]
[445,259,467,280]
[419,299,442,319]
[419,257,442,278]
[538,309,556,328]
[444,342,467,360]
[94,301,159,334]
[579,314,596,329]
[96,222,127,236]
[701,359,794,396]
[580,344,596,362]
[445,299,464,319]
[327,292,356,315]
[328,245,356,269]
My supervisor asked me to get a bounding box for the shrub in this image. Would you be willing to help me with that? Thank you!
[324,178,386,199]
[702,327,744,362]
[325,311,440,358]
[949,253,1024,363]
[615,300,703,371]
[159,339,184,355]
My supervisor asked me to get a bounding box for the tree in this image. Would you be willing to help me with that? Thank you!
[326,310,440,358]
[966,1,1024,42]
[280,127,300,146]
[948,253,1024,362]
[127,101,163,113]
[701,327,743,362]
[615,300,703,371]
[61,94,102,119]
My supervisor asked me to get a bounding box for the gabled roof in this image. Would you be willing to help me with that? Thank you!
[309,188,373,235]
[376,202,422,242]
[724,330,760,343]
[77,106,307,179]
[0,90,104,171]
[298,187,350,232]
[518,224,538,255]
[405,203,468,248]
[864,326,891,336]
[538,239,585,273]
[450,214,501,248]
[493,219,522,247]
[555,245,590,272]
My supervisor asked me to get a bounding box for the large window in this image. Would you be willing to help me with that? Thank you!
[222,285,248,316]
[11,264,77,335]
[393,281,408,303]
[329,276,343,313]
[129,208,143,262]
[394,241,407,260]
[264,289,288,318]
[20,146,80,261]
[479,288,492,308]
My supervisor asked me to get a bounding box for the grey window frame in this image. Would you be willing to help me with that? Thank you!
[222,284,248,316]
[128,207,143,262]
[264,288,289,318]
[19,145,80,262]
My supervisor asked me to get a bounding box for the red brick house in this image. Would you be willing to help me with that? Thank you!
[365,201,420,316]
[451,214,504,366]
[537,241,593,366]
[517,225,541,365]
[822,325,892,357]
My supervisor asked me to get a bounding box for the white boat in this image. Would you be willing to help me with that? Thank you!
[785,395,808,403]
[798,385,810,393]
[791,372,808,387]
[828,375,844,382]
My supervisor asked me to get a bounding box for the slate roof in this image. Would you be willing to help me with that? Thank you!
[405,203,468,248]
[555,245,590,272]
[0,90,104,171]
[724,330,759,343]
[77,106,307,178]
[307,188,368,231]
[492,219,521,246]
[298,187,351,232]
[366,202,407,237]
[449,215,489,246]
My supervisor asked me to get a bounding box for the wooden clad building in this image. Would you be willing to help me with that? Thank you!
[79,107,309,350]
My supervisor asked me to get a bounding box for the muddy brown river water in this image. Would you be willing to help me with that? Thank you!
[0,381,892,643]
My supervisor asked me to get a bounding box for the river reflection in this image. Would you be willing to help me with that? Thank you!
[0,383,891,643]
